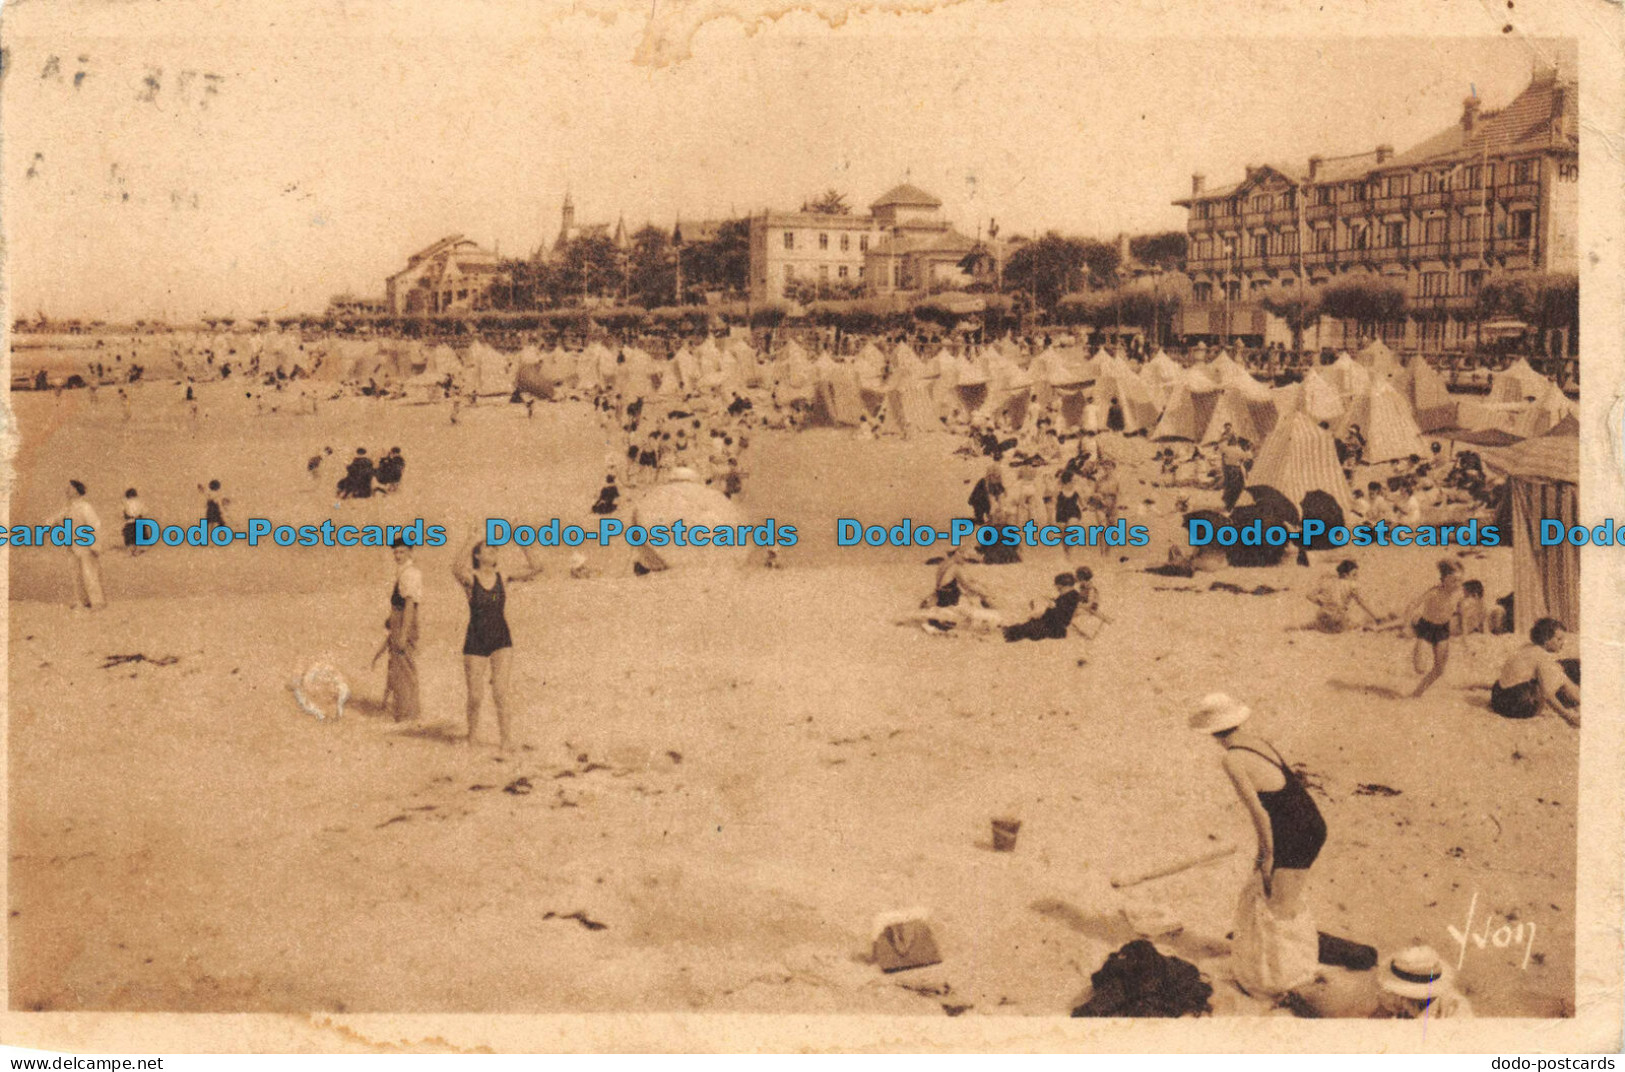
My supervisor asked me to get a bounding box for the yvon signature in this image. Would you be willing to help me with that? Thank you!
[1447,891,1537,971]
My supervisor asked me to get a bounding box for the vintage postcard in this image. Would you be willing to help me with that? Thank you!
[1,0,1620,1054]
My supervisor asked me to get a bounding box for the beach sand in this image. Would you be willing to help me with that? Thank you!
[7,382,1576,1015]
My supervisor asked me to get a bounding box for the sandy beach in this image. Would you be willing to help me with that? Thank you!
[7,381,1576,1016]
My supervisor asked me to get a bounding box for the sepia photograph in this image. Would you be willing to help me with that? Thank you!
[1,0,1620,1055]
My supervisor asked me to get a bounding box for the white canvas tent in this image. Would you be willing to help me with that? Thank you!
[1336,381,1427,463]
[1489,358,1552,405]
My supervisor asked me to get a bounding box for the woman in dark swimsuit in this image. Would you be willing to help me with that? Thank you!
[452,529,542,751]
[1191,693,1325,918]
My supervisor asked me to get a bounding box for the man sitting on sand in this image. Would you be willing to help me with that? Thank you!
[338,448,375,499]
[1002,572,1086,643]
[901,545,1001,635]
[1489,617,1579,726]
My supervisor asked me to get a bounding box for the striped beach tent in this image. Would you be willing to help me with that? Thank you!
[1248,410,1356,515]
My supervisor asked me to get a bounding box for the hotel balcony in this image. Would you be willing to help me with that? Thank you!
[1374,195,1408,215]
[1495,181,1541,204]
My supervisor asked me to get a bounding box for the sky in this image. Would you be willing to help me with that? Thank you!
[0,0,1577,321]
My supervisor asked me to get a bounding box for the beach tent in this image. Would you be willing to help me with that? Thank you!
[810,355,864,426]
[1408,357,1454,430]
[1355,338,1399,370]
[1326,352,1373,397]
[628,471,752,573]
[1511,378,1579,439]
[1145,350,1183,385]
[1488,358,1551,405]
[1295,367,1346,424]
[883,382,939,433]
[727,338,761,385]
[1247,411,1356,515]
[1152,384,1222,441]
[1096,364,1160,435]
[1205,351,1249,388]
[671,346,700,393]
[1336,381,1428,463]
[986,355,1033,428]
[1480,429,1579,634]
[470,342,514,395]
[1201,379,1279,445]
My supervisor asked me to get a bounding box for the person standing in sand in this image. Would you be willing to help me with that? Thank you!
[1191,693,1325,920]
[373,537,423,723]
[1404,559,1465,698]
[64,481,107,610]
[452,528,543,751]
[121,487,147,556]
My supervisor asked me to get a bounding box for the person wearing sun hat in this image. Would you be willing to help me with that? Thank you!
[1191,693,1327,918]
[1376,947,1475,1019]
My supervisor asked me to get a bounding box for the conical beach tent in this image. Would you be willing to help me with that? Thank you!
[1152,384,1222,441]
[1488,358,1550,405]
[1248,411,1356,515]
[1337,381,1427,463]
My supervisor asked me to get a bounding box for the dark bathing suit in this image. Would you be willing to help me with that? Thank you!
[1413,618,1452,645]
[1489,679,1541,719]
[463,574,513,657]
[1227,743,1327,870]
[935,578,961,609]
[1003,589,1081,643]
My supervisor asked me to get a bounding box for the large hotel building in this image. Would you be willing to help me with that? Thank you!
[1174,66,1577,351]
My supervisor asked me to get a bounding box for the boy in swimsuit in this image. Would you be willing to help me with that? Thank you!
[1307,559,1381,633]
[1405,559,1465,698]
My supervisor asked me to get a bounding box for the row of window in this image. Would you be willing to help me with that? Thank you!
[1194,159,1541,219]
[784,263,863,281]
[1192,210,1535,260]
[1190,269,1488,303]
[782,231,872,252]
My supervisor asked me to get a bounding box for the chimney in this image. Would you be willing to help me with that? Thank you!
[1532,63,1558,86]
[1375,144,1393,165]
[1307,155,1323,181]
[1243,164,1257,182]
[1461,95,1481,133]
[1191,173,1206,197]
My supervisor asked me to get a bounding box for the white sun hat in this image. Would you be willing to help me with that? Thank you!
[1188,692,1251,734]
